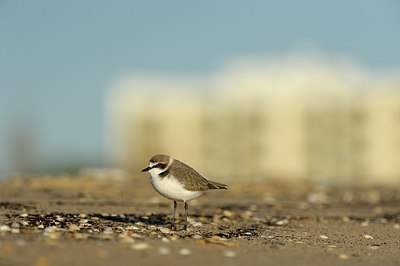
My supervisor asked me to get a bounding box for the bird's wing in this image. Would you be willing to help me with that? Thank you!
[171,160,210,191]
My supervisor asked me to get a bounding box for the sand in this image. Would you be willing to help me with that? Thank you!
[0,175,399,266]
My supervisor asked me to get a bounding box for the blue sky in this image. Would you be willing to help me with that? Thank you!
[0,0,399,172]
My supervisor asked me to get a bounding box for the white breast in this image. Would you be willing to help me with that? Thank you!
[149,171,203,202]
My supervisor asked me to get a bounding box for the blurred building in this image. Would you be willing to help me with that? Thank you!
[106,55,400,184]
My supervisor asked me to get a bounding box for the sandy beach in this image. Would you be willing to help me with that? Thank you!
[0,175,399,266]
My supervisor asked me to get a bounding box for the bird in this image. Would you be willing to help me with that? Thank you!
[141,154,227,230]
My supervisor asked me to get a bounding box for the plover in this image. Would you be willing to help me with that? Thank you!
[141,154,227,230]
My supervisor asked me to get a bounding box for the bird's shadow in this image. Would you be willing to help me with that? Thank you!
[92,213,171,227]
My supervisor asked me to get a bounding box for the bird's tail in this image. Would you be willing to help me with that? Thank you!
[207,180,228,190]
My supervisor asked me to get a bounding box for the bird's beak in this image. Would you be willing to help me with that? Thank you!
[141,166,151,172]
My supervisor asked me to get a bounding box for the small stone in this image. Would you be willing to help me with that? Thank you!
[11,222,20,229]
[11,228,20,234]
[222,250,237,258]
[319,235,329,239]
[44,226,58,233]
[244,232,252,236]
[118,232,129,239]
[192,222,203,227]
[360,220,369,227]
[130,242,149,251]
[159,227,171,234]
[158,246,171,255]
[307,192,328,204]
[369,245,379,250]
[394,224,400,229]
[0,225,11,232]
[363,235,374,240]
[341,216,350,222]
[74,233,88,240]
[120,237,135,244]
[161,237,171,243]
[243,211,253,217]
[19,213,29,218]
[264,196,276,205]
[68,224,80,231]
[338,254,349,260]
[126,226,139,231]
[20,221,29,226]
[179,248,191,256]
[276,219,289,226]
[37,224,44,229]
[170,235,179,241]
[222,210,234,218]
[103,228,114,235]
[192,234,202,240]
[131,233,144,239]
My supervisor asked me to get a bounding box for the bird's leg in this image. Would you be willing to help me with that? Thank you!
[171,201,177,229]
[184,201,188,231]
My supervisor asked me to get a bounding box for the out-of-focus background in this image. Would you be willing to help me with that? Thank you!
[1,1,400,185]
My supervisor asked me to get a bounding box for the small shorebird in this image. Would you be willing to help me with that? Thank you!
[141,154,227,230]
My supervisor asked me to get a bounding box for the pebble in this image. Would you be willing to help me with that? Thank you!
[192,222,203,227]
[161,237,171,243]
[170,235,179,241]
[363,235,374,240]
[120,237,135,244]
[37,224,44,229]
[338,254,349,260]
[394,224,400,229]
[11,228,20,234]
[79,219,89,224]
[360,220,369,227]
[319,235,329,239]
[222,250,237,258]
[103,228,114,235]
[222,210,234,218]
[126,226,139,231]
[159,227,171,234]
[243,211,253,217]
[264,196,277,205]
[44,226,58,233]
[131,233,144,239]
[20,221,29,226]
[19,213,29,218]
[68,224,80,231]
[192,234,203,240]
[341,216,350,222]
[74,233,88,240]
[11,222,20,229]
[369,245,379,250]
[130,242,150,251]
[0,225,11,232]
[179,248,191,256]
[276,219,289,226]
[158,246,171,255]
